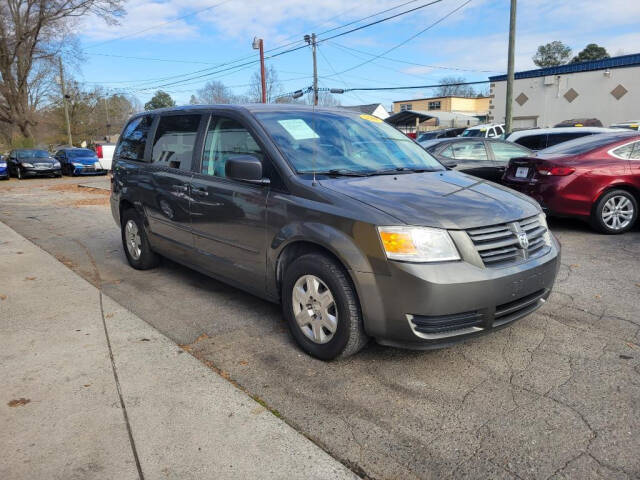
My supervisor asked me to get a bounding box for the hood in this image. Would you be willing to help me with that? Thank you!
[29,158,55,165]
[319,170,540,230]
[72,156,99,165]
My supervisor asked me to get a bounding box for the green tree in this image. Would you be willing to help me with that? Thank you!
[532,41,572,67]
[144,91,176,110]
[571,43,610,63]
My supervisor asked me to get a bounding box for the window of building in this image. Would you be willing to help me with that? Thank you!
[115,115,154,162]
[152,114,201,170]
[400,104,412,111]
[428,101,441,111]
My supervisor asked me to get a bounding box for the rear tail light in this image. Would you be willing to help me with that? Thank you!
[536,166,575,176]
[96,145,103,159]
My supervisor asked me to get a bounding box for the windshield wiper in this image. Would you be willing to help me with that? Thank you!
[314,169,374,177]
[368,167,436,175]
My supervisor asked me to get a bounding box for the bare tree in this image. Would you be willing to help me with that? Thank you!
[247,65,282,103]
[0,0,124,140]
[196,80,236,104]
[433,76,476,97]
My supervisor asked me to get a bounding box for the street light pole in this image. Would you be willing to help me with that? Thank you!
[505,0,517,135]
[252,37,267,103]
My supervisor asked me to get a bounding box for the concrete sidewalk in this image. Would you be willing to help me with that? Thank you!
[0,221,358,480]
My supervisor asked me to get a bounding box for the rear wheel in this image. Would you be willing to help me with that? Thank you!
[121,209,159,270]
[282,252,368,360]
[591,190,637,234]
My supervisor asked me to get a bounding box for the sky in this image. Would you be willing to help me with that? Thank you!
[76,0,640,109]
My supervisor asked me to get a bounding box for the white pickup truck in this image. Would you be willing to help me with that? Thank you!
[95,143,116,171]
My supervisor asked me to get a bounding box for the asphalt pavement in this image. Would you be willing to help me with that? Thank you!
[1,176,639,479]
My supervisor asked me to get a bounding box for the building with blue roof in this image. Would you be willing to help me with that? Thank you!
[488,53,640,129]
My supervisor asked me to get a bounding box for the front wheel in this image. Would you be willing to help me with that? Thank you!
[16,168,22,180]
[591,190,637,234]
[121,209,160,270]
[282,253,368,360]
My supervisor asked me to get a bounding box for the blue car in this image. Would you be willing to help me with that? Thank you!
[0,154,8,179]
[54,147,107,176]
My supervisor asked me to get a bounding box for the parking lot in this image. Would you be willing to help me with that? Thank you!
[1,176,639,479]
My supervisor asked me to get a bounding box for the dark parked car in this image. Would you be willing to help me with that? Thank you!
[416,127,466,142]
[422,138,532,183]
[505,127,616,151]
[54,147,107,176]
[503,132,640,234]
[0,154,8,179]
[7,149,61,179]
[111,105,560,360]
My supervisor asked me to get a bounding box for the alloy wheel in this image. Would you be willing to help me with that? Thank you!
[125,219,142,260]
[291,275,338,344]
[602,195,634,231]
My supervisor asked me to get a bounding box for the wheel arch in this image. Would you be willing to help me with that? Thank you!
[591,183,640,211]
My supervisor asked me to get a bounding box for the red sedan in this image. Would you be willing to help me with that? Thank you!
[503,132,640,234]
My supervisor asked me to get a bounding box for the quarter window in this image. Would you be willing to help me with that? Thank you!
[116,115,153,162]
[201,116,264,178]
[631,142,640,160]
[152,114,201,170]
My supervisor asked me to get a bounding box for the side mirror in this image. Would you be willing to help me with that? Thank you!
[225,155,270,185]
[443,161,458,170]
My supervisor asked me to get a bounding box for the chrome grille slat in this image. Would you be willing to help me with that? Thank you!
[466,216,549,268]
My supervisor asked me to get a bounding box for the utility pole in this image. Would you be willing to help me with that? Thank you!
[504,0,517,135]
[58,58,72,146]
[252,37,267,103]
[104,97,111,139]
[305,33,319,106]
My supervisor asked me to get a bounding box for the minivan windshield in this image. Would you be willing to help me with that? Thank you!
[255,111,445,174]
[540,132,637,155]
[17,150,49,159]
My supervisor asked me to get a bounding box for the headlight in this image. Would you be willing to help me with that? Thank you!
[21,162,33,167]
[53,161,61,167]
[538,213,552,246]
[0,162,6,168]
[377,226,460,262]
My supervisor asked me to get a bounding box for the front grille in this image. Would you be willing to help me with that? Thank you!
[494,289,547,326]
[34,163,51,168]
[466,216,549,267]
[410,311,484,335]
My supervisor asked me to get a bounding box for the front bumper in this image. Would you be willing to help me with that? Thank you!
[72,165,107,175]
[355,239,560,349]
[21,167,61,176]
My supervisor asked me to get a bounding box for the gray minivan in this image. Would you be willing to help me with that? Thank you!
[110,105,560,360]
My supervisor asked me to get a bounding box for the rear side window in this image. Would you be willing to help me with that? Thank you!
[449,141,488,160]
[515,134,547,150]
[116,115,153,162]
[612,141,640,160]
[152,115,201,170]
[490,142,530,162]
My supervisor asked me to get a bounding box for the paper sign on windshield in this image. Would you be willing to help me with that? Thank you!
[278,119,320,140]
[360,114,382,123]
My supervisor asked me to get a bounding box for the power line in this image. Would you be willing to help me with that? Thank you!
[327,0,473,77]
[328,41,500,73]
[133,0,446,92]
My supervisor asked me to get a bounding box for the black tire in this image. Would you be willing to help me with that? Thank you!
[16,168,22,180]
[282,252,368,360]
[121,208,160,270]
[590,189,638,234]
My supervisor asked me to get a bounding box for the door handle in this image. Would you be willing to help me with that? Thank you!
[173,184,189,192]
[192,187,209,197]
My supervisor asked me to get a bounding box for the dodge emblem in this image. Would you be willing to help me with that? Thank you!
[517,231,529,249]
